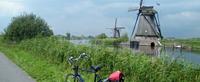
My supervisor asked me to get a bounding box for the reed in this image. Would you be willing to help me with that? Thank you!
[0,37,200,82]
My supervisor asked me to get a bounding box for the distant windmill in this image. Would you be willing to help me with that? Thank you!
[107,18,125,38]
[129,0,163,47]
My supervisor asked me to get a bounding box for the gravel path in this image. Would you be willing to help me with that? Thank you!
[0,53,36,82]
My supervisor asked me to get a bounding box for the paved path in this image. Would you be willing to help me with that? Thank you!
[0,53,35,82]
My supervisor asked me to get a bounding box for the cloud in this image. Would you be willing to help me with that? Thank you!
[162,11,200,29]
[64,1,94,15]
[64,1,135,15]
[165,11,200,21]
[161,11,200,38]
[57,1,134,35]
[0,0,199,38]
[0,0,26,16]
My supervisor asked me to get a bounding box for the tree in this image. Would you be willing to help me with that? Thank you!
[87,35,95,39]
[4,13,53,42]
[66,32,71,40]
[96,33,107,39]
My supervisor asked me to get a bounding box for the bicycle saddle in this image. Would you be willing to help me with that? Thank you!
[90,65,103,73]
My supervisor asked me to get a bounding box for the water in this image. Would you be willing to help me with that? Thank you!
[70,40,89,45]
[163,47,200,64]
[135,46,200,64]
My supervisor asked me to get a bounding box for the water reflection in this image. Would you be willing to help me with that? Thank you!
[164,47,200,64]
[131,46,200,64]
[132,46,161,56]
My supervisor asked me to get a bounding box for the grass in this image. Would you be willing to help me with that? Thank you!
[0,37,200,82]
[162,38,200,53]
[90,38,128,46]
[0,45,64,82]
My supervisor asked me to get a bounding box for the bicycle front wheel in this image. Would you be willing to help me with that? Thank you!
[65,74,84,82]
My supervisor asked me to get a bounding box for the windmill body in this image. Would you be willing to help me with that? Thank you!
[130,1,163,48]
[107,18,125,38]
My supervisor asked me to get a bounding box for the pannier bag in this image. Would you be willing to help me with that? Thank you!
[108,71,124,82]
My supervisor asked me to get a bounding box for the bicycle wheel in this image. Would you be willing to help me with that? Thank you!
[65,74,84,82]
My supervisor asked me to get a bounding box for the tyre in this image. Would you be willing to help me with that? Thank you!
[65,74,84,82]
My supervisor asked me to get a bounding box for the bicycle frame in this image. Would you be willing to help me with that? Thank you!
[65,53,87,82]
[72,66,79,77]
[66,53,110,82]
[66,65,84,82]
[94,73,103,82]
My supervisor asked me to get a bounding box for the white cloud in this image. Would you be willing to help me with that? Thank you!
[161,11,200,37]
[0,0,26,16]
[64,1,136,15]
[165,11,200,22]
[56,1,135,35]
[64,1,94,15]
[99,2,137,11]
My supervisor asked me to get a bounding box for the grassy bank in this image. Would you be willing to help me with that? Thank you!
[0,44,64,82]
[0,37,200,82]
[90,38,127,46]
[162,38,200,53]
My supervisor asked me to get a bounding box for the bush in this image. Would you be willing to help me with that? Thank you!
[4,13,53,42]
[96,33,107,39]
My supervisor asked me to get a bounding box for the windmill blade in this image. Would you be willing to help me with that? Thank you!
[157,27,163,39]
[117,30,120,37]
[128,7,139,12]
[154,18,163,38]
[115,18,118,28]
[155,13,163,38]
[156,13,160,26]
[106,28,115,30]
[130,12,140,38]
[117,27,125,29]
[140,0,144,8]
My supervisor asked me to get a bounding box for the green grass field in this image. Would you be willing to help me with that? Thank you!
[0,37,200,82]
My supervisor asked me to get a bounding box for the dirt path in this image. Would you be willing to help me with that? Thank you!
[0,53,35,82]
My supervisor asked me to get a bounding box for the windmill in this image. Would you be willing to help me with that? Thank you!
[129,0,163,48]
[107,18,125,38]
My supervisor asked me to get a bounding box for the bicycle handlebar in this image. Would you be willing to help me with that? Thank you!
[67,53,88,65]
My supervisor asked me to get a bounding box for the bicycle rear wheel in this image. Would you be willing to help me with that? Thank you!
[65,74,84,82]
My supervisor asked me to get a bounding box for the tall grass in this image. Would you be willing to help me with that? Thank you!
[2,37,200,82]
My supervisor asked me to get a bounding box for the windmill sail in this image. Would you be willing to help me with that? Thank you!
[107,18,125,38]
[130,5,163,47]
[134,6,159,37]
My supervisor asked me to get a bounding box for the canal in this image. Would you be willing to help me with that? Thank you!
[163,47,200,64]
[70,40,200,64]
[134,46,200,65]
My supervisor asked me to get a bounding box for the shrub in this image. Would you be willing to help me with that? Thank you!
[4,13,53,42]
[96,33,107,39]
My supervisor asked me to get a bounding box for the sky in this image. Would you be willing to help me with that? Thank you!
[0,0,200,38]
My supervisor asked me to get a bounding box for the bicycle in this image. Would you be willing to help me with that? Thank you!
[64,53,87,82]
[64,53,124,82]
[83,64,108,82]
